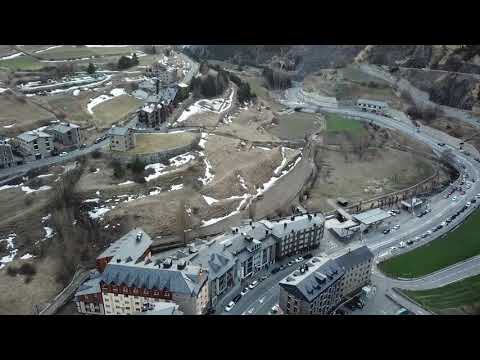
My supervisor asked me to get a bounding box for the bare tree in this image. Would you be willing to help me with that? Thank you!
[176,199,187,246]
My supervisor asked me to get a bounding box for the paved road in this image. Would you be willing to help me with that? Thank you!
[226,86,480,315]
[0,140,109,179]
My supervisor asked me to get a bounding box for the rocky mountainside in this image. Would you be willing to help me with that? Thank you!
[184,45,480,110]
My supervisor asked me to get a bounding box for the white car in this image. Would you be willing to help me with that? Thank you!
[441,221,447,227]
[399,241,406,248]
[270,305,279,314]
[295,257,303,263]
[427,230,432,235]
[452,196,457,201]
[414,236,421,242]
[390,246,398,252]
[393,224,400,230]
[59,152,68,157]
[249,280,258,289]
[225,301,235,312]
[476,193,480,199]
[240,288,249,296]
[466,202,471,207]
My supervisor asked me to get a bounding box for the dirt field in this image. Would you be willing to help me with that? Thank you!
[420,116,480,151]
[304,128,442,212]
[216,106,281,142]
[92,95,142,129]
[0,92,55,136]
[0,256,62,315]
[127,132,197,154]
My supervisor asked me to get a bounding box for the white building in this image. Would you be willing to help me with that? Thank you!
[357,98,389,114]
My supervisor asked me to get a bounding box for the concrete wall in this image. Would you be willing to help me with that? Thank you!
[108,133,200,166]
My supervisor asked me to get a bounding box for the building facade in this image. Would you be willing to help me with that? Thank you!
[0,141,15,169]
[279,257,344,315]
[335,246,374,298]
[46,122,82,147]
[259,213,324,260]
[356,98,389,114]
[108,127,136,152]
[14,130,53,160]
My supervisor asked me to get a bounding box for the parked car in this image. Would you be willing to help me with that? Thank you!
[233,294,242,303]
[471,199,477,204]
[287,261,294,267]
[241,288,249,296]
[270,305,279,315]
[452,196,457,201]
[383,229,391,235]
[59,152,68,157]
[249,280,259,289]
[80,143,87,149]
[466,202,471,207]
[399,241,406,248]
[261,274,268,281]
[437,143,446,147]
[304,253,313,259]
[414,236,421,242]
[225,301,235,312]
[271,267,280,274]
[393,224,400,230]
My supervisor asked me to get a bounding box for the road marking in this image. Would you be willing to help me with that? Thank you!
[248,307,255,314]
[259,296,265,304]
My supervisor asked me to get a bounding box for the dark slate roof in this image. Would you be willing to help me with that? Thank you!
[102,262,205,296]
[334,245,374,270]
[48,123,79,134]
[279,258,344,302]
[75,276,102,297]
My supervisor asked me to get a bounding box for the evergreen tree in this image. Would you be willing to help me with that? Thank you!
[132,53,139,66]
[86,62,96,75]
[151,45,156,54]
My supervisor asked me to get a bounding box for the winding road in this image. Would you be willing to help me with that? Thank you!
[220,80,480,315]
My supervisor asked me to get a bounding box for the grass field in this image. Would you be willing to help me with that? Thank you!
[272,112,324,140]
[36,46,136,60]
[245,77,269,99]
[401,274,480,314]
[92,95,142,129]
[127,132,197,154]
[0,55,45,71]
[36,93,93,126]
[325,113,364,133]
[379,209,480,279]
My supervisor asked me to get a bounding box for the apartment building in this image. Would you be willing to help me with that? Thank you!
[259,213,324,260]
[45,122,82,147]
[279,257,344,315]
[107,127,136,152]
[0,140,17,169]
[101,260,209,315]
[146,63,178,85]
[75,273,104,315]
[335,246,374,298]
[14,130,53,160]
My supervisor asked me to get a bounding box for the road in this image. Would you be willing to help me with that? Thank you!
[0,140,109,179]
[223,85,480,315]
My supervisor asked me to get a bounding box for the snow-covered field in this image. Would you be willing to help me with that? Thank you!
[0,233,17,269]
[0,52,22,60]
[87,87,126,114]
[176,87,235,124]
[0,87,8,93]
[144,152,196,182]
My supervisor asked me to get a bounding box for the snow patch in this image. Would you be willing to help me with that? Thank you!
[21,185,51,194]
[203,195,218,205]
[20,253,34,260]
[118,180,134,186]
[87,87,126,114]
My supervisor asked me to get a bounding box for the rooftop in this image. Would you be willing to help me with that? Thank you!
[17,130,52,142]
[334,245,374,270]
[107,126,131,137]
[138,301,183,315]
[279,257,344,302]
[48,122,79,134]
[353,208,391,225]
[97,228,152,264]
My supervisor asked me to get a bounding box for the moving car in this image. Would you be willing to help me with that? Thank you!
[414,236,421,242]
[406,240,414,246]
[399,241,406,248]
[59,152,68,157]
[249,280,259,289]
[471,199,477,204]
[225,301,235,312]
[383,229,391,235]
[466,202,471,207]
[270,305,279,315]
[393,224,400,230]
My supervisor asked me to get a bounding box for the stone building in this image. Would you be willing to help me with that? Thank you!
[0,140,17,169]
[334,245,374,298]
[279,256,344,315]
[107,127,136,152]
[45,122,82,148]
[14,130,53,160]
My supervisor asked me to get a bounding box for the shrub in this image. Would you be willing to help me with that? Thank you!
[0,241,7,255]
[91,150,102,159]
[111,160,125,179]
[127,158,146,174]
[18,263,36,276]
[6,266,18,276]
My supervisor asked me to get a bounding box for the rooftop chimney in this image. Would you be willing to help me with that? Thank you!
[284,223,287,229]
[136,232,143,243]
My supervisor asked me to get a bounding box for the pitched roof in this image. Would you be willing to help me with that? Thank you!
[279,258,344,302]
[107,127,131,137]
[102,261,205,296]
[97,228,152,264]
[17,130,52,142]
[49,123,79,134]
[334,245,374,270]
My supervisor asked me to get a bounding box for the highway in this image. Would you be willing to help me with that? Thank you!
[218,85,480,315]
